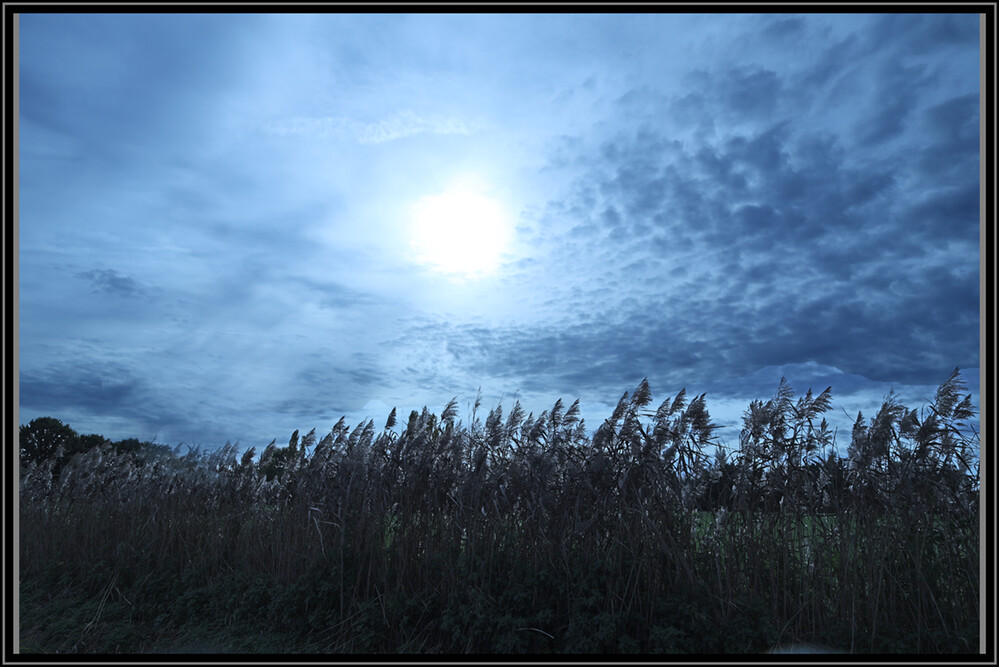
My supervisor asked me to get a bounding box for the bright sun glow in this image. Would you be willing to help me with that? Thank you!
[409,190,512,278]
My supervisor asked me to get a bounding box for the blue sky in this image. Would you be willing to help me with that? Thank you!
[18,13,981,454]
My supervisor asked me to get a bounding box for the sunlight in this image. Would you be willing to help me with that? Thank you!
[408,189,512,278]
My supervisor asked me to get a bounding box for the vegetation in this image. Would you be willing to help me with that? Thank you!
[18,369,979,654]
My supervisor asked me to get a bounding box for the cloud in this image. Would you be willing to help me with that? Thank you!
[852,61,934,146]
[523,46,978,387]
[914,93,980,180]
[76,268,145,297]
[18,356,203,444]
[760,16,807,43]
[263,110,479,144]
[20,361,143,414]
[867,13,979,56]
[719,66,784,123]
[286,276,388,311]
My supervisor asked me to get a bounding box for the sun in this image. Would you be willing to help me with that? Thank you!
[409,189,512,278]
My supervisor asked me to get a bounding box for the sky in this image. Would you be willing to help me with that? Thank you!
[18,12,981,456]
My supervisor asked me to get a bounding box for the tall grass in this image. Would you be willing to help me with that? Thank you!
[19,370,979,653]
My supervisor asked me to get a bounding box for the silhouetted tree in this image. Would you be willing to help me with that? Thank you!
[19,417,77,466]
[75,433,111,455]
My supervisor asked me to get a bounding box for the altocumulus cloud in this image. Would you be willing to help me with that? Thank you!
[494,14,979,384]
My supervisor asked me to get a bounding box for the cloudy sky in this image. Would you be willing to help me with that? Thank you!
[18,12,981,455]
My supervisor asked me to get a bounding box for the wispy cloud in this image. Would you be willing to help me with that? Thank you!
[263,110,479,144]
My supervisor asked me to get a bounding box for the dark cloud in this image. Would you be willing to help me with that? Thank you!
[536,46,978,390]
[867,14,979,56]
[800,34,863,91]
[760,16,807,42]
[17,358,209,444]
[20,361,143,414]
[914,93,980,183]
[721,66,783,122]
[922,92,979,150]
[392,314,739,402]
[903,182,980,239]
[853,62,934,146]
[76,269,145,297]
[678,66,784,127]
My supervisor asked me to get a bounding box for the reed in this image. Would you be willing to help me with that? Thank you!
[19,370,979,653]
